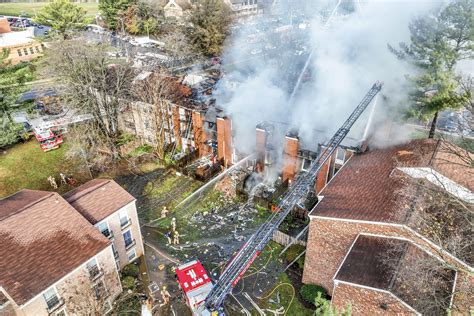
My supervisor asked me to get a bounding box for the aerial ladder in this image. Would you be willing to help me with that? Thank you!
[199,82,383,314]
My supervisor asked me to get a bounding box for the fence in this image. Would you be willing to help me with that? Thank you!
[272,230,306,247]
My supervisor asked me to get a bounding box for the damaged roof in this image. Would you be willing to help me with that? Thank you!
[0,190,109,306]
[335,234,456,315]
[310,139,472,223]
[64,179,135,224]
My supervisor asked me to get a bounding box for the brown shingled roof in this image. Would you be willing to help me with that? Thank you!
[64,179,135,224]
[0,190,110,306]
[335,235,456,315]
[310,139,471,223]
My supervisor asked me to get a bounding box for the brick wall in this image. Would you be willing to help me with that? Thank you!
[256,128,266,173]
[302,217,474,313]
[282,136,299,183]
[192,111,209,157]
[332,282,414,315]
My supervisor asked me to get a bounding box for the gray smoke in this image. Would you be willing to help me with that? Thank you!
[214,0,442,156]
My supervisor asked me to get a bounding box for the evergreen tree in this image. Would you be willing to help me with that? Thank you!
[35,0,87,39]
[99,0,135,30]
[391,0,473,138]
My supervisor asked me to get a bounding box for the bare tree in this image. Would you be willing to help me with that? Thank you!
[132,68,192,160]
[388,140,473,313]
[44,40,136,160]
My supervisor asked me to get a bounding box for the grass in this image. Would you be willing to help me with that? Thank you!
[0,140,87,197]
[0,2,99,18]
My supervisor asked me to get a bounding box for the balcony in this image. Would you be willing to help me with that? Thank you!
[46,296,65,314]
[120,218,132,230]
[101,229,114,240]
[88,266,104,282]
[124,239,136,251]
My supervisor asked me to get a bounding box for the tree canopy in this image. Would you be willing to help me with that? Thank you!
[35,0,87,39]
[99,0,135,30]
[391,0,473,138]
[188,0,232,56]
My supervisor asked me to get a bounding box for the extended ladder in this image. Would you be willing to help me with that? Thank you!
[203,82,383,312]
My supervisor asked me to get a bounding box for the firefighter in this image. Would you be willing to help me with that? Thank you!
[47,176,58,189]
[59,173,67,185]
[171,217,176,232]
[161,206,169,218]
[160,286,171,305]
[165,231,172,244]
[173,230,180,245]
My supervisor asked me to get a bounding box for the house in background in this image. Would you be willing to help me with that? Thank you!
[224,0,261,16]
[0,190,122,315]
[63,179,145,270]
[163,0,193,19]
[302,139,474,314]
[0,18,44,65]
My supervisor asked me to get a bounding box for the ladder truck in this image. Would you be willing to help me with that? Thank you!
[191,82,383,315]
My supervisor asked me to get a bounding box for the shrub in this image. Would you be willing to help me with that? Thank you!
[122,276,136,291]
[122,263,139,278]
[300,284,328,306]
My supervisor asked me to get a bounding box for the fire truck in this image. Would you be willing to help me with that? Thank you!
[176,260,216,316]
[33,128,63,152]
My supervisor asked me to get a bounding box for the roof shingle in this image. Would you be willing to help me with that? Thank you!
[63,179,135,224]
[0,190,109,305]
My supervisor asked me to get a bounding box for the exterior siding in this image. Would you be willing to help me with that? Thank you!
[17,246,120,316]
[95,201,145,269]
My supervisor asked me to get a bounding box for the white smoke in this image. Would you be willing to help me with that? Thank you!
[214,0,442,155]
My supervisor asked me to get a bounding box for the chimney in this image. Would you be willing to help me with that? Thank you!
[282,134,299,183]
[314,146,337,194]
[255,125,268,173]
[172,105,182,149]
[217,117,233,168]
[192,110,209,157]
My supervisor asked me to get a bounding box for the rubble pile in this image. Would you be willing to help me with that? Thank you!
[215,167,249,199]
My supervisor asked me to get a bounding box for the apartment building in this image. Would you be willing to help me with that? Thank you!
[0,190,122,315]
[302,139,474,314]
[224,0,261,16]
[63,179,145,270]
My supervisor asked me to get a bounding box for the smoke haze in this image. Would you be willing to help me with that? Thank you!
[214,0,442,155]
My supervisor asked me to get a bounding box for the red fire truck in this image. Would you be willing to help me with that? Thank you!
[176,260,215,316]
[33,128,63,152]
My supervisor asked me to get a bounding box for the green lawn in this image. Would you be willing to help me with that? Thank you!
[0,140,88,198]
[0,2,99,18]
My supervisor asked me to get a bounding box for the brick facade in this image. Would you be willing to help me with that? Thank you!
[171,105,182,149]
[282,136,298,183]
[217,117,233,168]
[192,110,209,157]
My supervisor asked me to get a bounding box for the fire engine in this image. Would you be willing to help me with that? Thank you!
[33,128,63,152]
[176,260,216,316]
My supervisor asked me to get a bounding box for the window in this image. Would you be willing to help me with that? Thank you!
[29,47,34,55]
[93,280,106,300]
[23,48,28,55]
[43,287,60,310]
[97,221,112,238]
[87,258,101,279]
[35,46,41,53]
[336,147,345,163]
[56,309,67,316]
[144,120,150,129]
[119,210,130,228]
[301,158,311,171]
[123,230,133,248]
[127,248,136,262]
[17,49,22,57]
